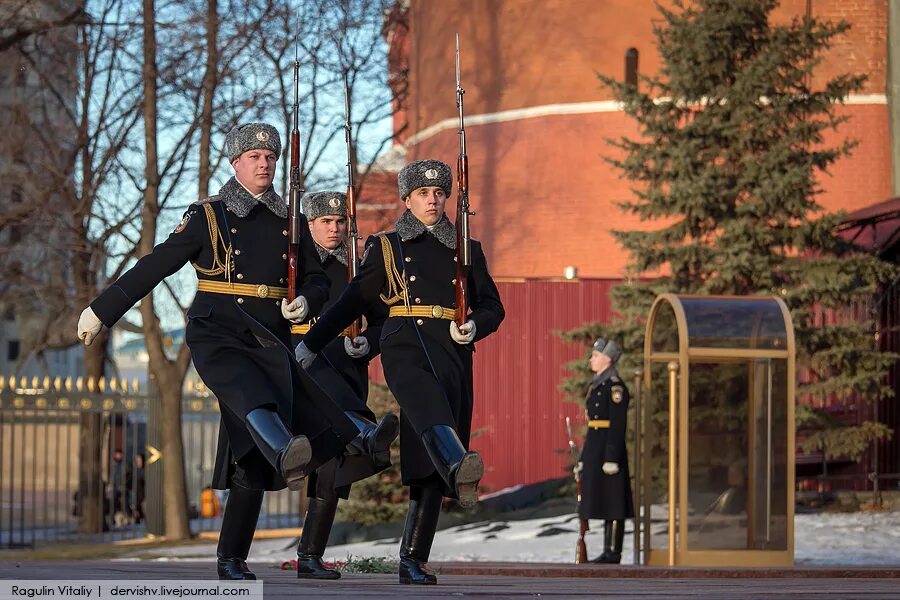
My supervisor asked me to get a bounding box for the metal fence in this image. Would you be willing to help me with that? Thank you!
[0,375,305,549]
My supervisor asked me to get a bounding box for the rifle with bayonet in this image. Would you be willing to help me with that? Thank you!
[454,33,473,328]
[343,72,361,340]
[566,416,589,564]
[287,58,304,302]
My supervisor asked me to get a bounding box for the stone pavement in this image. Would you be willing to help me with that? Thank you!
[0,560,898,599]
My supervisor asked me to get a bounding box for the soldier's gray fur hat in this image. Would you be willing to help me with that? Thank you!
[225,122,281,162]
[303,191,347,221]
[592,338,623,364]
[398,159,452,200]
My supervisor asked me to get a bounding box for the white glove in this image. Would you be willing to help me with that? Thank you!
[449,319,476,344]
[280,296,308,323]
[344,335,370,358]
[602,462,619,475]
[573,461,583,477]
[77,307,103,346]
[295,341,316,369]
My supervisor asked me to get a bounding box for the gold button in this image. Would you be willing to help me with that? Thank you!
[409,275,416,282]
[431,306,444,318]
[416,319,424,325]
[234,249,241,255]
[415,297,421,304]
[282,230,288,236]
[226,206,231,211]
[230,228,237,234]
[453,256,458,262]
[279,278,285,284]
[236,273,244,280]
[282,253,287,260]
[451,278,457,285]
[237,297,244,304]
[404,257,411,263]
[256,284,269,298]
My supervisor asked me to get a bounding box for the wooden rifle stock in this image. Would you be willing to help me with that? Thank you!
[566,416,589,563]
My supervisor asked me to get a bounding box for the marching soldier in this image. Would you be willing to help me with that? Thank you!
[576,337,634,564]
[76,123,397,580]
[292,191,397,580]
[295,159,505,585]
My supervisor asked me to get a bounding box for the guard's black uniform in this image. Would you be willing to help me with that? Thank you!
[89,178,360,490]
[301,211,505,489]
[294,248,388,493]
[578,376,634,520]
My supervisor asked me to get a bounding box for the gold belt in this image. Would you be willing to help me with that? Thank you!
[197,280,288,300]
[388,305,458,321]
[588,420,610,429]
[290,323,353,336]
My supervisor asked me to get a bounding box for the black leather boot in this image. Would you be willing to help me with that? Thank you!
[344,412,399,469]
[398,486,443,585]
[245,408,311,491]
[296,496,341,580]
[421,425,483,508]
[216,485,263,580]
[592,519,624,564]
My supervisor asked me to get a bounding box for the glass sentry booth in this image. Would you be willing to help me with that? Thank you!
[635,294,795,567]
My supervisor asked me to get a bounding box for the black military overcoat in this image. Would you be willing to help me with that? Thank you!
[578,377,635,520]
[90,178,358,491]
[301,210,505,492]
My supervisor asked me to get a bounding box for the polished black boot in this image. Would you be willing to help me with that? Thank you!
[398,486,443,585]
[421,425,483,508]
[245,408,311,491]
[344,412,399,469]
[216,485,263,580]
[296,496,341,580]
[592,519,624,564]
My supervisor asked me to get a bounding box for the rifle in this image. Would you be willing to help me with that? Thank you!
[287,56,303,302]
[454,33,473,328]
[566,416,589,564]
[343,73,361,340]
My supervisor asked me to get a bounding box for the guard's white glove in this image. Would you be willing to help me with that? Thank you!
[280,296,308,323]
[295,341,315,369]
[344,335,370,358]
[77,307,103,346]
[573,461,583,477]
[449,319,476,344]
[602,462,620,475]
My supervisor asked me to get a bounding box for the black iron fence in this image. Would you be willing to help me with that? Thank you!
[0,375,305,549]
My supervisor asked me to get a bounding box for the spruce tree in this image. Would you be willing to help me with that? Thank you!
[562,0,896,466]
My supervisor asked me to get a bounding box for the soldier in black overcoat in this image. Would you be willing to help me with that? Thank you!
[76,123,397,580]
[291,190,397,580]
[576,337,635,564]
[295,159,505,585]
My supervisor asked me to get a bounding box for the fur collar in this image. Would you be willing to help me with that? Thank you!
[394,209,456,249]
[316,242,348,267]
[218,177,287,218]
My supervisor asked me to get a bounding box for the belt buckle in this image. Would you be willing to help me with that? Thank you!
[256,284,269,298]
[431,306,444,319]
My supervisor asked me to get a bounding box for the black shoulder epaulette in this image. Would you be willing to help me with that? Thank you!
[194,194,220,205]
[610,375,621,383]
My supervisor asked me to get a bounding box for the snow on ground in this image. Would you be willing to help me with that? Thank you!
[141,511,900,566]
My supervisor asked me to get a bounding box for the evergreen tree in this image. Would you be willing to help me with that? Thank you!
[562,0,896,465]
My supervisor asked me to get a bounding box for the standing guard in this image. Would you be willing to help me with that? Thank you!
[577,338,635,564]
[76,122,397,580]
[295,159,505,585]
[292,191,397,580]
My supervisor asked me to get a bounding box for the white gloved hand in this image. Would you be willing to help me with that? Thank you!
[77,307,103,346]
[295,341,316,369]
[280,296,308,323]
[449,319,476,344]
[573,461,583,477]
[344,335,370,358]
[602,462,620,475]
